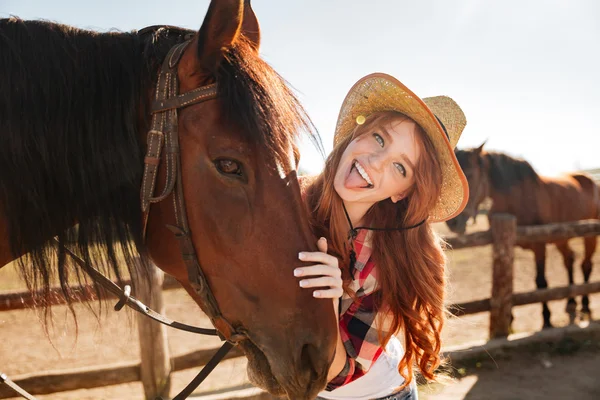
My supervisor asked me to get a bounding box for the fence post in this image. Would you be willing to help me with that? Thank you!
[489,213,516,338]
[136,261,171,399]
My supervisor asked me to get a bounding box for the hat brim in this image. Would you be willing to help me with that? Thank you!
[334,73,469,222]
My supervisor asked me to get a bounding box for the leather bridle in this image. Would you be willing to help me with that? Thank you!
[1,39,248,400]
[140,38,247,346]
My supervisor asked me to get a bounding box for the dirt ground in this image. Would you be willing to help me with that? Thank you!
[1,218,599,400]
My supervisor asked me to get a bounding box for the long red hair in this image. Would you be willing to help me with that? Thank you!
[303,111,447,386]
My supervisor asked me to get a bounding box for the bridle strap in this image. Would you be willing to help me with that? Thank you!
[139,38,245,345]
[169,342,235,400]
[152,83,218,114]
[55,239,218,336]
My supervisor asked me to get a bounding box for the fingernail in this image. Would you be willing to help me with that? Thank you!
[313,291,321,298]
[298,252,306,260]
[294,268,303,277]
[299,280,307,287]
[320,237,326,242]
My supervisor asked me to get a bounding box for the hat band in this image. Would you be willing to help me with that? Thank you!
[435,115,450,141]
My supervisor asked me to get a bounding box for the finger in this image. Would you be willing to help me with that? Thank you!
[298,251,338,265]
[313,288,344,299]
[298,276,341,289]
[317,237,328,253]
[294,264,341,278]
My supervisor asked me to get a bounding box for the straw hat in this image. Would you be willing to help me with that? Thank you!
[334,73,469,222]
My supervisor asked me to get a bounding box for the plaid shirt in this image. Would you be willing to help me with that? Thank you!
[326,229,388,391]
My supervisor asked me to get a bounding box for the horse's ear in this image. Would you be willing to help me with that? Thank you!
[178,0,244,87]
[196,0,244,72]
[241,0,261,52]
[475,140,487,154]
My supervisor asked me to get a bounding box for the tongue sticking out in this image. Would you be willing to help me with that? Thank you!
[345,164,371,189]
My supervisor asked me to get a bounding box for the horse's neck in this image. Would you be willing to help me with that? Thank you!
[486,162,542,224]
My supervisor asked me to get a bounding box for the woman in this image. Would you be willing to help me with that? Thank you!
[295,73,469,400]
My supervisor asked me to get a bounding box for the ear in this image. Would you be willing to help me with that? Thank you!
[475,140,487,154]
[241,0,261,52]
[178,0,244,88]
[391,193,406,203]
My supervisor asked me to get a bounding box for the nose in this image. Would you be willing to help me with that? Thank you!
[368,151,387,173]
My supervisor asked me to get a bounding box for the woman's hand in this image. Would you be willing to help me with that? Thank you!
[296,238,346,382]
[295,237,343,304]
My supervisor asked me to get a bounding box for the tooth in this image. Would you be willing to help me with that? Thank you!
[355,162,373,185]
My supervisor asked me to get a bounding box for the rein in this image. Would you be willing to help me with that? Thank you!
[1,38,246,400]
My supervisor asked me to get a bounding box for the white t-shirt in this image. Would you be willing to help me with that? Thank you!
[317,336,406,400]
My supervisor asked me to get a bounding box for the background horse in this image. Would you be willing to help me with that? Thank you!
[446,144,600,329]
[0,1,336,398]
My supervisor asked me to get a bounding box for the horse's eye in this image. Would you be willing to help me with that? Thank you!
[215,159,243,176]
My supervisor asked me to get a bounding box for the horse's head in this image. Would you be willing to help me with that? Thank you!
[446,142,489,234]
[143,1,336,398]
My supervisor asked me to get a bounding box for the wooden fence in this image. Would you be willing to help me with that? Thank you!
[446,216,600,338]
[1,214,599,399]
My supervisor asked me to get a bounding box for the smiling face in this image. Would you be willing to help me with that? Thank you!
[333,114,423,209]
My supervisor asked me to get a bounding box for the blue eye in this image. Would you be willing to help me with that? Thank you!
[373,133,384,147]
[394,162,406,177]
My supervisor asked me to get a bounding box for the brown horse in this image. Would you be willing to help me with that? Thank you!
[0,1,336,398]
[446,144,600,329]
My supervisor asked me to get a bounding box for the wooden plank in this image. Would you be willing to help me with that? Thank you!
[445,230,492,249]
[0,346,245,399]
[0,275,181,312]
[489,214,516,338]
[516,219,600,244]
[445,321,600,364]
[445,219,600,250]
[172,347,244,372]
[136,264,171,399]
[0,363,140,398]
[449,281,600,316]
[512,281,600,306]
[448,298,491,316]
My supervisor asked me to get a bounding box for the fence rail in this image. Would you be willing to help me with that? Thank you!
[0,276,181,312]
[1,215,599,398]
[0,346,244,399]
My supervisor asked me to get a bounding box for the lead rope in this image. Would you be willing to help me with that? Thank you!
[341,202,426,278]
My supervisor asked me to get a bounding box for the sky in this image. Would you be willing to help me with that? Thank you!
[2,0,599,176]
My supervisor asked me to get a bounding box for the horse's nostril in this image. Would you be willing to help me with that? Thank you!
[300,343,322,377]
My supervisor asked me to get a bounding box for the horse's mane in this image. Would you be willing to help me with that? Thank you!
[484,151,540,192]
[0,17,317,310]
[216,36,320,168]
